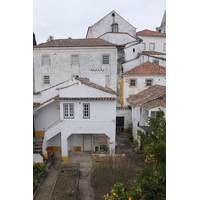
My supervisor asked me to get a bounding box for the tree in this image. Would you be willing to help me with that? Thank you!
[103,109,166,200]
[33,32,37,46]
[46,35,54,42]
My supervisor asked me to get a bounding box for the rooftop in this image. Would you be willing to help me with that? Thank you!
[127,85,166,110]
[34,38,115,48]
[142,51,166,55]
[123,61,166,75]
[75,77,117,95]
[136,29,166,37]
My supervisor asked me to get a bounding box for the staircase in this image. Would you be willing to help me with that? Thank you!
[33,137,43,154]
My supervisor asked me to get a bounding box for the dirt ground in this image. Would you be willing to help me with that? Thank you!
[51,170,79,200]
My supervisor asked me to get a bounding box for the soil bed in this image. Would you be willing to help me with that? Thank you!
[51,169,79,200]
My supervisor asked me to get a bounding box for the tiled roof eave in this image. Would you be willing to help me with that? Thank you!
[56,97,116,101]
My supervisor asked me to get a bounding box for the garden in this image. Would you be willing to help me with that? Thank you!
[92,109,166,200]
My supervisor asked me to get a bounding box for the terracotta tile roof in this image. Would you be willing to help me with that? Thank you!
[136,29,166,37]
[126,85,166,110]
[75,77,117,95]
[33,95,59,109]
[34,38,115,48]
[142,51,166,55]
[123,61,166,75]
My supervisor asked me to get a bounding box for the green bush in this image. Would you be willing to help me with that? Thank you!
[33,163,46,191]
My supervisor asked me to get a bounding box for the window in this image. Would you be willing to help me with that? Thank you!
[83,103,90,119]
[133,48,135,52]
[149,43,155,50]
[63,103,74,119]
[71,54,79,65]
[145,79,153,87]
[102,55,109,64]
[142,43,146,50]
[112,23,118,32]
[41,54,51,66]
[105,75,110,86]
[43,75,50,84]
[153,59,159,65]
[129,79,137,87]
[163,43,166,51]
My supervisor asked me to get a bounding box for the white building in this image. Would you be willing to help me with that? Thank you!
[122,61,166,106]
[33,38,117,93]
[126,85,166,141]
[34,75,117,162]
[86,10,143,107]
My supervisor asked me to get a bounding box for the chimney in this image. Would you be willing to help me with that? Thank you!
[90,69,105,87]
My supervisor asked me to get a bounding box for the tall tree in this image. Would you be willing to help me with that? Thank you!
[33,32,37,46]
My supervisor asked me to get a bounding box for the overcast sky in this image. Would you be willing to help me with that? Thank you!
[33,0,166,44]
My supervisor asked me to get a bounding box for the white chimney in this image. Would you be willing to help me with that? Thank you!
[90,69,105,87]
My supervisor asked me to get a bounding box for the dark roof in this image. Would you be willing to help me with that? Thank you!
[136,29,166,37]
[34,38,115,48]
[123,61,166,75]
[127,85,166,110]
[142,51,166,55]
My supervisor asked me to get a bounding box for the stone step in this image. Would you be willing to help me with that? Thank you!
[33,149,42,154]
[33,145,42,149]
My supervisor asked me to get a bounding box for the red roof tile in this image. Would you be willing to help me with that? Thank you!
[136,29,166,37]
[34,38,115,48]
[127,85,166,109]
[123,61,166,75]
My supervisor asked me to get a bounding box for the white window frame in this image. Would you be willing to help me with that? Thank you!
[71,54,80,65]
[43,75,50,84]
[149,43,155,50]
[83,103,90,119]
[142,43,146,50]
[102,54,110,65]
[63,103,74,119]
[41,54,51,66]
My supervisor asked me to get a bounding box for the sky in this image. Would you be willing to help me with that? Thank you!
[33,0,166,44]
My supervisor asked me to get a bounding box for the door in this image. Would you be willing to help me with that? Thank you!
[83,134,92,151]
[116,117,124,132]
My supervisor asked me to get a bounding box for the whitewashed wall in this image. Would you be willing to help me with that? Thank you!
[123,74,166,106]
[60,100,116,157]
[34,101,60,131]
[34,47,117,92]
[87,11,136,38]
[100,33,137,46]
[139,35,166,53]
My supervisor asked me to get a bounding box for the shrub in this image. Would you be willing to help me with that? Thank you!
[33,163,46,191]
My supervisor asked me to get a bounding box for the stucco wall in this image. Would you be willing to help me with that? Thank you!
[100,33,137,46]
[34,47,117,92]
[87,11,136,38]
[34,101,60,131]
[140,36,166,53]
